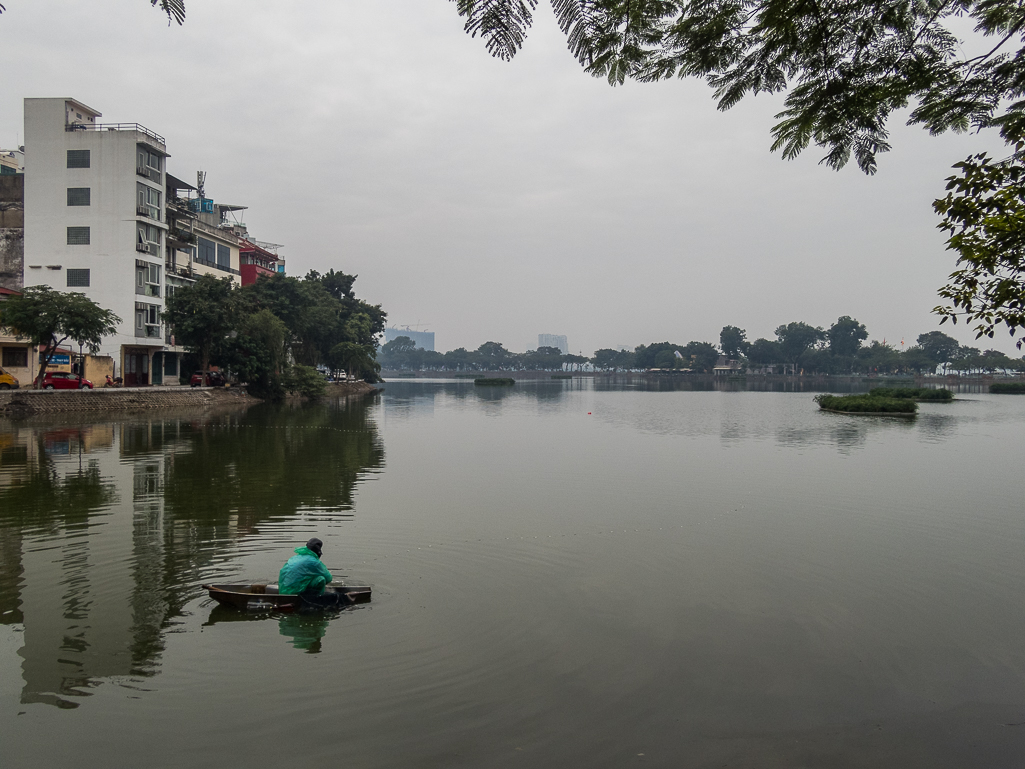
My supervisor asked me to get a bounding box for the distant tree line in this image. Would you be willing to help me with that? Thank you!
[164,270,385,399]
[381,317,1025,376]
[379,338,589,372]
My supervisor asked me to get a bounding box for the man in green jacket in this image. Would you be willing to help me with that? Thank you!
[279,538,334,598]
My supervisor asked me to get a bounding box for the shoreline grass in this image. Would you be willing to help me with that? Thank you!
[869,386,953,401]
[815,394,917,414]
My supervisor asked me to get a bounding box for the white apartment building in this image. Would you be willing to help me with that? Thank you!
[23,98,172,385]
[538,333,569,355]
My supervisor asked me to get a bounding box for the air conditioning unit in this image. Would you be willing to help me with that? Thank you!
[136,242,149,253]
[137,205,150,217]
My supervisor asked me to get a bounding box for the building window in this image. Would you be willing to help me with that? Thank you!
[216,244,230,269]
[136,147,162,182]
[136,261,160,297]
[136,223,161,255]
[67,269,90,287]
[2,347,28,368]
[67,187,91,206]
[197,237,215,266]
[136,182,161,220]
[67,150,90,168]
[67,226,90,245]
[135,302,161,338]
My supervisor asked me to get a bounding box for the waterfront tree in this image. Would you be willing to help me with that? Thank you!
[476,341,512,368]
[775,322,825,366]
[682,341,719,373]
[163,274,239,380]
[0,286,120,388]
[746,338,781,366]
[719,326,748,359]
[917,331,961,370]
[826,316,869,358]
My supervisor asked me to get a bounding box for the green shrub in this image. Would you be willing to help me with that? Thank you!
[552,374,572,379]
[286,364,326,400]
[991,382,1025,393]
[474,377,515,386]
[815,394,917,413]
[869,387,953,400]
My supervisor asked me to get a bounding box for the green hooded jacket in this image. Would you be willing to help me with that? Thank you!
[278,546,333,595]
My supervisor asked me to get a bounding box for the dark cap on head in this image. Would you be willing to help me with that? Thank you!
[306,538,323,557]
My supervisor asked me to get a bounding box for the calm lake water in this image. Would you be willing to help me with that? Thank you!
[2,379,1025,767]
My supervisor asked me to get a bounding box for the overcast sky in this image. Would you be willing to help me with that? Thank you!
[1,1,1018,356]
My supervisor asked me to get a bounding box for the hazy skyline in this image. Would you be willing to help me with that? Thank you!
[2,1,1018,355]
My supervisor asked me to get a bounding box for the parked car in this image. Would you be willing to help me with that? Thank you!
[0,367,20,390]
[190,370,226,387]
[41,372,93,390]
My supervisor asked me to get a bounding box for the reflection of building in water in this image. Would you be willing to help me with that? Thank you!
[0,403,384,707]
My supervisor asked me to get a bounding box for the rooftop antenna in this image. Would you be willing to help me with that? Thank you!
[197,171,206,199]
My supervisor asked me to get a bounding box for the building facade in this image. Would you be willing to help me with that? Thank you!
[538,334,568,355]
[23,98,171,386]
[384,327,435,351]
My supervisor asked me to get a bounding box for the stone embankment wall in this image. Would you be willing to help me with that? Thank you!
[0,386,252,416]
[0,381,378,416]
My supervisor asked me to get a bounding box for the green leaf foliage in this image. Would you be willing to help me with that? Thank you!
[934,147,1025,346]
[0,286,120,387]
[814,393,917,413]
[162,268,386,393]
[286,364,327,400]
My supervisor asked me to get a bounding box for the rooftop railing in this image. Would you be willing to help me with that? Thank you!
[66,122,166,145]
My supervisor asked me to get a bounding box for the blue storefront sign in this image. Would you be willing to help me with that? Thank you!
[48,354,70,365]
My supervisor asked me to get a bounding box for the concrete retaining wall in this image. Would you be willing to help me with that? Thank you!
[0,386,252,415]
[0,381,377,416]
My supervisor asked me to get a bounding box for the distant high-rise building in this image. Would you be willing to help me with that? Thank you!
[384,327,435,351]
[538,334,568,354]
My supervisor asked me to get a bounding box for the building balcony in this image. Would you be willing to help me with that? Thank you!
[168,228,196,246]
[68,122,165,146]
[194,257,240,276]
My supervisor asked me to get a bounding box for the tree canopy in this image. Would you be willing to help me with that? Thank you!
[163,269,386,397]
[0,286,120,387]
[452,0,1025,173]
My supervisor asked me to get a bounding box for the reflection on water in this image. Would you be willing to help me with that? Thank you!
[4,382,1025,767]
[201,605,340,655]
[0,396,383,708]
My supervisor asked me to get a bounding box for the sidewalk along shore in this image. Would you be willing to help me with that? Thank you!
[0,380,379,416]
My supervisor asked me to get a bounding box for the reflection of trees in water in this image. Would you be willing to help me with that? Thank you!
[775,416,917,453]
[130,398,384,671]
[0,398,383,708]
[162,399,384,523]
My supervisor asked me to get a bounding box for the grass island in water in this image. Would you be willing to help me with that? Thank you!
[869,386,953,401]
[815,394,918,415]
[475,377,516,386]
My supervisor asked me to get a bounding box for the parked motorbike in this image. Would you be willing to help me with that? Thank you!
[104,375,123,388]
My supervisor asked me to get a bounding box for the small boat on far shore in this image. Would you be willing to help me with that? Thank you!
[203,582,372,611]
